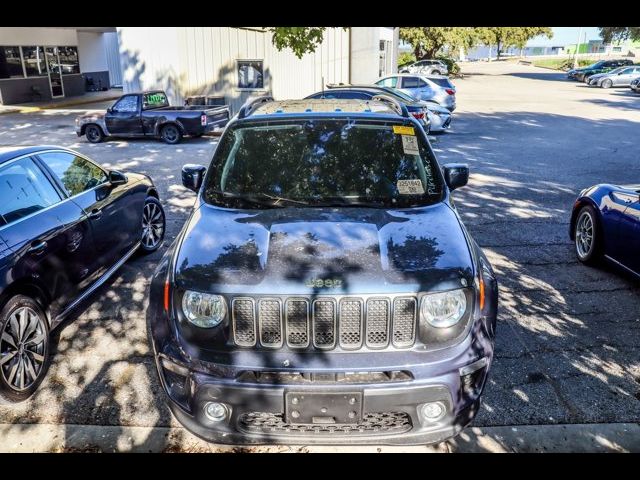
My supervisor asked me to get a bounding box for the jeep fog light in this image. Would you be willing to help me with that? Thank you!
[420,401,446,422]
[204,402,229,422]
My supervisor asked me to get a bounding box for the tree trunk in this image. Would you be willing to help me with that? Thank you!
[496,39,502,60]
[414,45,422,60]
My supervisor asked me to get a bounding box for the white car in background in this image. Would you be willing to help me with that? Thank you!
[399,59,449,75]
[376,73,457,112]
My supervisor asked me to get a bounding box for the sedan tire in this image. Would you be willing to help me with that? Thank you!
[574,205,602,265]
[139,197,166,254]
[601,79,613,89]
[0,295,50,403]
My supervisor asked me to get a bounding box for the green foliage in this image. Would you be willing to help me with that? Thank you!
[399,27,480,59]
[435,55,460,75]
[475,27,553,58]
[598,27,640,43]
[267,27,328,59]
[398,51,416,67]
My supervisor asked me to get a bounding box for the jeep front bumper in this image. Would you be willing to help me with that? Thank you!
[152,328,493,446]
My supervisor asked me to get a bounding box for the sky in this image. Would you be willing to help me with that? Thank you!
[527,27,601,47]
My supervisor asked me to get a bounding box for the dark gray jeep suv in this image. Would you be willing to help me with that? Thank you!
[147,97,498,445]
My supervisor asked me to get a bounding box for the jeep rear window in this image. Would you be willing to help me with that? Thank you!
[203,119,443,209]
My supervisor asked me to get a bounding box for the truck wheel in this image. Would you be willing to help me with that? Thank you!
[139,197,166,254]
[85,125,104,143]
[0,295,50,404]
[160,124,182,144]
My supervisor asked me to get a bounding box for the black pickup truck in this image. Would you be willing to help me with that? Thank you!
[75,90,230,144]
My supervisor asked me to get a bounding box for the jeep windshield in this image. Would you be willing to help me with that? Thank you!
[203,119,444,209]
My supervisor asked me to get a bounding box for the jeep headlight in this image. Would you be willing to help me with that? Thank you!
[421,289,467,328]
[182,291,226,328]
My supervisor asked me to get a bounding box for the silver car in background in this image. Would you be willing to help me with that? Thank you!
[423,100,452,132]
[376,73,457,111]
[399,59,449,75]
[589,65,640,88]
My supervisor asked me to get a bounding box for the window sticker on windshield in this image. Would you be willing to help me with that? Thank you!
[393,125,415,135]
[401,135,420,155]
[397,179,425,195]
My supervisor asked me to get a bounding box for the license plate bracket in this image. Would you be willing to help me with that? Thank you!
[284,391,363,424]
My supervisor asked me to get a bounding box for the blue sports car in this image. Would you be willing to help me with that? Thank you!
[570,183,640,277]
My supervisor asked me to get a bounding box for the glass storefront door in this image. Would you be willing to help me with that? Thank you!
[45,47,64,98]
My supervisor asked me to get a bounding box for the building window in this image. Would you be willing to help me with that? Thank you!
[237,60,264,89]
[22,46,47,77]
[0,46,24,79]
[57,46,80,75]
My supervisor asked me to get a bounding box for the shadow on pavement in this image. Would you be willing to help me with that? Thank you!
[506,71,568,82]
[436,109,640,448]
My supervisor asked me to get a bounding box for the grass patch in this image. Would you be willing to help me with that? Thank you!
[532,57,599,71]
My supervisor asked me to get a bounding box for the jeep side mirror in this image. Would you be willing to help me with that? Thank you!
[108,170,128,186]
[182,164,207,192]
[443,163,469,191]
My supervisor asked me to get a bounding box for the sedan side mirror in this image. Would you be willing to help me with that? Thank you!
[182,164,207,192]
[108,170,128,186]
[107,107,113,114]
[443,163,469,191]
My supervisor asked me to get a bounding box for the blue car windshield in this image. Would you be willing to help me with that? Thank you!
[204,119,443,208]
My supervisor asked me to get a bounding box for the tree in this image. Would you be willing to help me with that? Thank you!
[598,27,640,43]
[476,27,553,60]
[399,27,480,59]
[267,27,339,59]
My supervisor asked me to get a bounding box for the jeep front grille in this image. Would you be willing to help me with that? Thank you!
[231,295,417,351]
[258,299,282,347]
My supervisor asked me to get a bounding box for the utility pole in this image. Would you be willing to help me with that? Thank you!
[573,27,583,68]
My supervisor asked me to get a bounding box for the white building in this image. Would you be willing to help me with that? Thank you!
[0,27,398,107]
[116,27,399,112]
[0,27,121,104]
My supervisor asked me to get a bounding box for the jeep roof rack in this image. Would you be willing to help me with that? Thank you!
[370,94,410,118]
[237,95,274,119]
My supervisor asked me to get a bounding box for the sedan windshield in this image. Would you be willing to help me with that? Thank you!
[204,119,443,209]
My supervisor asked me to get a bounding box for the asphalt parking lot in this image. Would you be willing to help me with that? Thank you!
[0,60,639,451]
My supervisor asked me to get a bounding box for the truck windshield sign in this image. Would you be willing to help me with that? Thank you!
[144,93,167,107]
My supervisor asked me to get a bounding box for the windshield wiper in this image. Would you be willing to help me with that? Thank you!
[210,189,309,207]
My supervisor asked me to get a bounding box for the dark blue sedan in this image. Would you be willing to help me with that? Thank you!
[570,183,640,277]
[0,146,166,402]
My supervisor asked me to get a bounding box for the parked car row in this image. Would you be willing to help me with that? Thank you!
[566,59,640,91]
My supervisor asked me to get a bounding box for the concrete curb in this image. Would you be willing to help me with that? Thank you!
[1,422,639,452]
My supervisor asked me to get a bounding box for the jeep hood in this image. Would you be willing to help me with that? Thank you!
[174,202,475,295]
